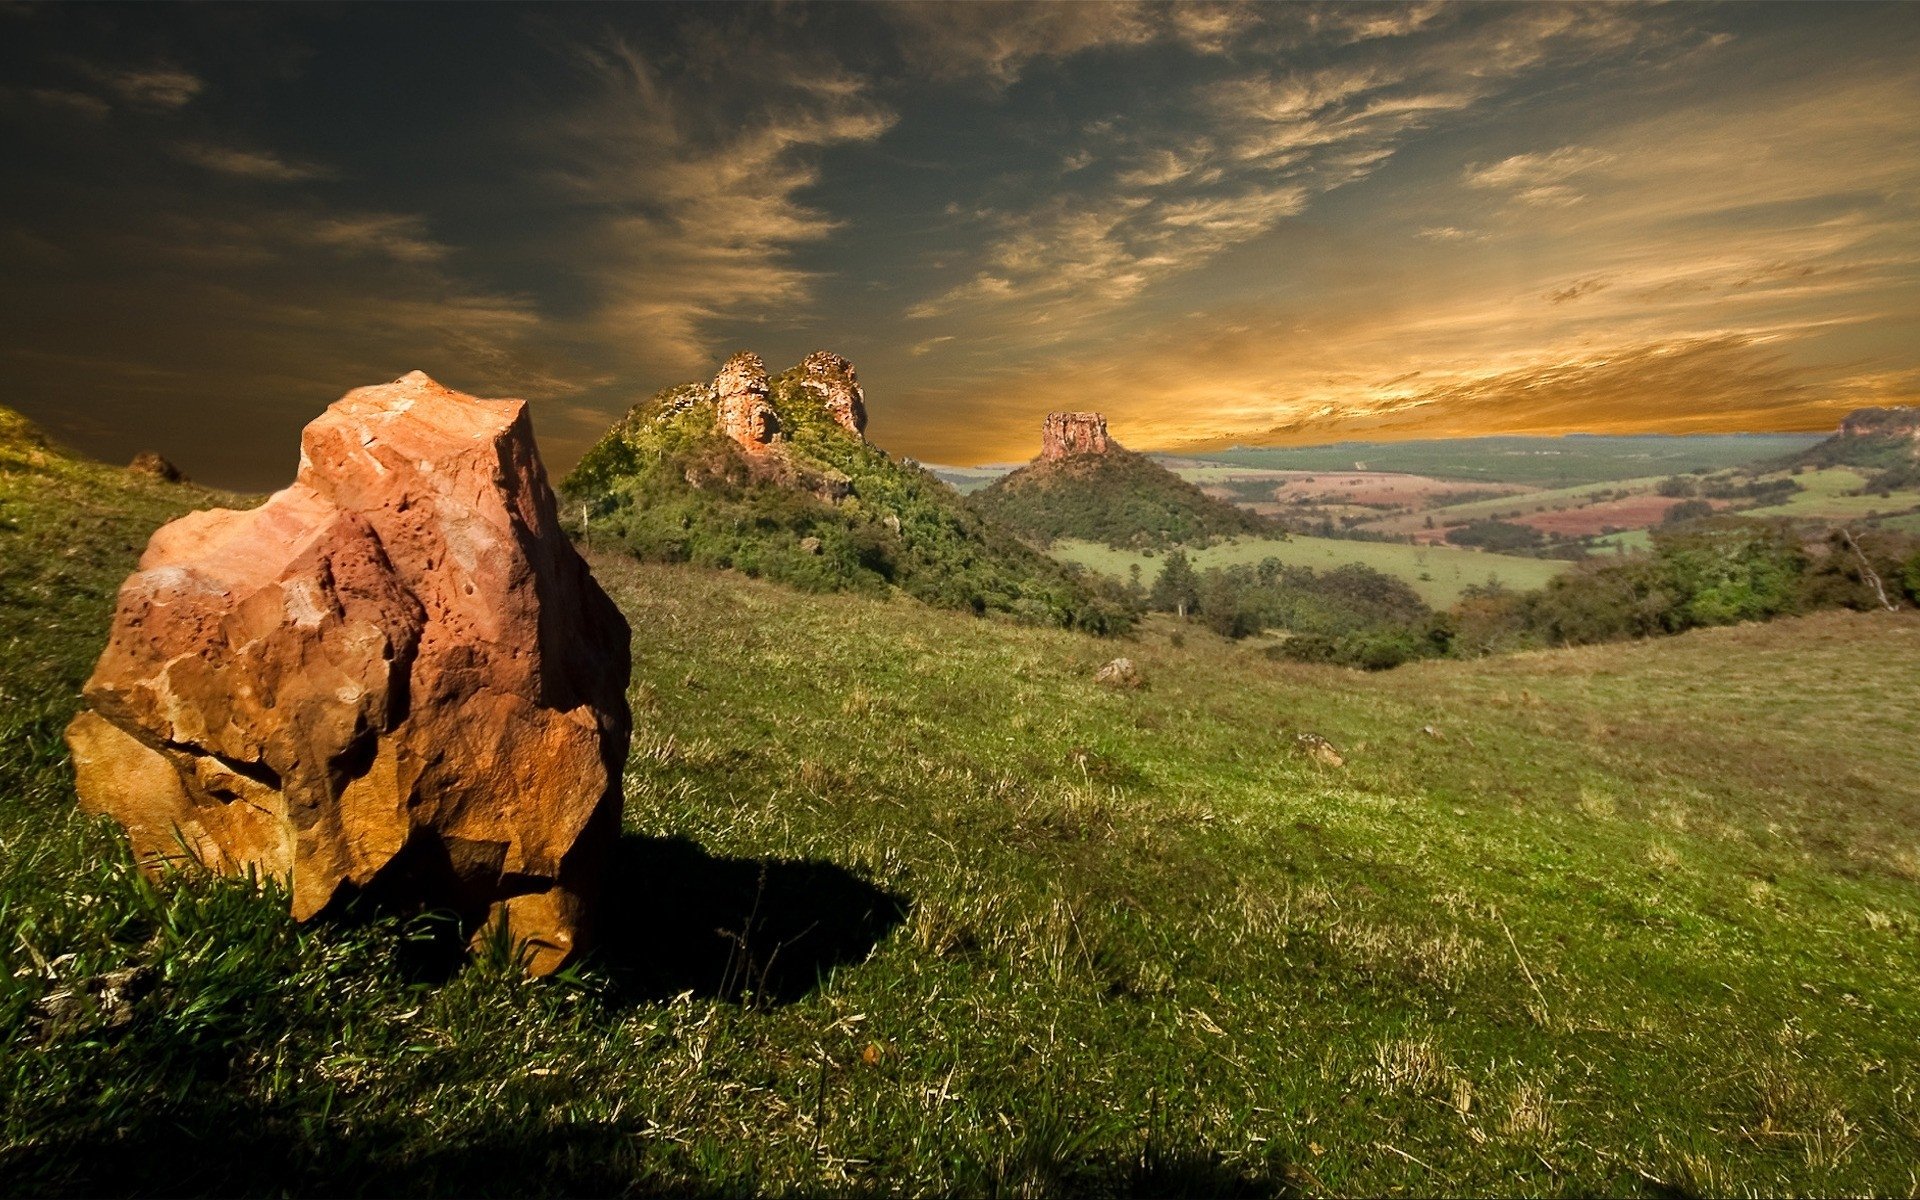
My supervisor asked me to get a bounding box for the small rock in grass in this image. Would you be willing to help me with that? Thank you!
[1094,657,1143,689]
[127,451,184,482]
[1296,732,1344,768]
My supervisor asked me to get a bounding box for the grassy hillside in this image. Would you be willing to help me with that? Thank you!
[1184,434,1826,487]
[1744,466,1919,521]
[972,446,1274,549]
[1052,534,1567,607]
[4,448,1919,1195]
[563,361,1124,632]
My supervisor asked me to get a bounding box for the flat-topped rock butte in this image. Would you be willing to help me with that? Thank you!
[1042,412,1111,461]
[65,371,631,974]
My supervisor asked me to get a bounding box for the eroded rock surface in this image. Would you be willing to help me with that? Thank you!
[715,351,781,451]
[1839,406,1920,446]
[798,351,867,438]
[1042,412,1110,461]
[67,371,631,974]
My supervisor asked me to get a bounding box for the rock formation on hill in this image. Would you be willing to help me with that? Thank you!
[1042,412,1110,461]
[1838,406,1920,445]
[715,351,783,452]
[1791,406,1920,475]
[797,350,868,438]
[66,371,631,975]
[561,352,1128,632]
[974,413,1273,550]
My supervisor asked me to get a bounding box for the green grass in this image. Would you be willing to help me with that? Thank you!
[1744,468,1920,522]
[4,445,1920,1195]
[1182,434,1827,487]
[1590,530,1653,553]
[1051,535,1567,607]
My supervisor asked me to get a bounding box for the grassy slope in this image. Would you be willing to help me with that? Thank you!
[1184,434,1827,487]
[3,452,1919,1195]
[1051,535,1567,607]
[1744,467,1920,521]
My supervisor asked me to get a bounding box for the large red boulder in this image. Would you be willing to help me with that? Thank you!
[66,372,631,974]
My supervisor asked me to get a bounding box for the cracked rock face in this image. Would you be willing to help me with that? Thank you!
[66,371,632,974]
[1041,412,1109,461]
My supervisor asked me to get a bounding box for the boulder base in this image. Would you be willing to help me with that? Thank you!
[68,371,632,974]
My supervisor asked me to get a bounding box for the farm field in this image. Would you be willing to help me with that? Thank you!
[1499,494,1709,539]
[1355,477,1673,538]
[1050,534,1566,606]
[1174,433,1825,487]
[1174,466,1535,509]
[5,456,1919,1195]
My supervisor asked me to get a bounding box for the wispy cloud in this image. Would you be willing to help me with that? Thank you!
[542,31,896,374]
[177,142,333,183]
[1464,145,1614,206]
[83,63,204,110]
[26,87,109,118]
[901,5,1683,337]
[885,2,1161,86]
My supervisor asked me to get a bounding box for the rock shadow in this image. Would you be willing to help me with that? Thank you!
[589,834,908,1007]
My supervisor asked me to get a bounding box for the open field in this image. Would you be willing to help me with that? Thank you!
[1177,434,1826,488]
[1505,494,1707,539]
[1173,467,1535,509]
[1746,467,1920,522]
[1050,534,1567,606]
[1356,477,1673,538]
[5,457,1920,1196]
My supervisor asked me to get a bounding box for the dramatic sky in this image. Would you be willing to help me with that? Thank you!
[2,2,1917,489]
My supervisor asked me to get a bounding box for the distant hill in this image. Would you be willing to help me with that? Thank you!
[972,412,1274,550]
[562,353,1127,631]
[1786,408,1920,484]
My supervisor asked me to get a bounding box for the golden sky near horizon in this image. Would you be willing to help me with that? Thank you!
[1,2,1915,487]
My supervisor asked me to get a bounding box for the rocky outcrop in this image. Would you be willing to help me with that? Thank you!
[66,371,631,975]
[1839,406,1920,444]
[798,351,867,438]
[127,451,185,483]
[1042,412,1110,461]
[715,352,782,452]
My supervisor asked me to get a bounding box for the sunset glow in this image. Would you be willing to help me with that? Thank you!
[2,2,1915,487]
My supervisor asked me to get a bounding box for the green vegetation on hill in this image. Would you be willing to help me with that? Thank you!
[3,455,1919,1195]
[562,365,1127,633]
[1782,412,1920,492]
[1452,519,1920,655]
[972,446,1273,549]
[1185,433,1827,487]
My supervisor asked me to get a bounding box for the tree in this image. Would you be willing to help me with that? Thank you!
[1151,549,1200,618]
